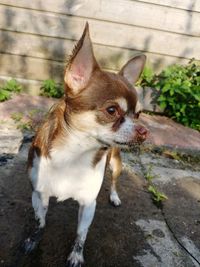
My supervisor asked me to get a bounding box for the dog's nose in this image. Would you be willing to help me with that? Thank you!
[135,125,148,136]
[135,125,148,142]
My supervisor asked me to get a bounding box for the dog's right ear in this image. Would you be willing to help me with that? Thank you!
[64,23,98,95]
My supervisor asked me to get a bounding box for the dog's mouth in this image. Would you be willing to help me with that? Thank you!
[96,138,111,148]
[96,138,145,148]
[114,141,131,146]
[114,140,135,148]
[114,139,145,147]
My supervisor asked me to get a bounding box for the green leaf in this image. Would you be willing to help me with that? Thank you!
[157,95,166,101]
[170,89,174,96]
[40,79,64,98]
[3,79,22,92]
[0,88,11,101]
[148,185,168,203]
[159,102,167,109]
[162,84,171,93]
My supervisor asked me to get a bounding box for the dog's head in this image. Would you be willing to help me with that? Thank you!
[64,23,148,147]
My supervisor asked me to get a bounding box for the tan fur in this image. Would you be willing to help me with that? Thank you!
[27,99,67,168]
[108,147,122,192]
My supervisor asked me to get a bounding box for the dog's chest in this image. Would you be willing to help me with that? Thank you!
[32,144,107,205]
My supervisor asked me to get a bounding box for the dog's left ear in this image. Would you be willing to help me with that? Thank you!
[64,22,98,95]
[119,55,146,85]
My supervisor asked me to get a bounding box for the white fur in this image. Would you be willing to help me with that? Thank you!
[114,117,135,143]
[110,188,121,206]
[135,100,141,113]
[32,191,49,227]
[77,201,96,242]
[30,131,107,206]
[67,250,84,266]
[115,97,128,112]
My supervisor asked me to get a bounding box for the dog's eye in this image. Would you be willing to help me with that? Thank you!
[134,111,141,119]
[106,106,118,116]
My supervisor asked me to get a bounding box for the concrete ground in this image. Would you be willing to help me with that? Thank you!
[0,94,200,267]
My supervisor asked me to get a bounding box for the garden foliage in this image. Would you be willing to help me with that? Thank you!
[40,79,64,98]
[0,79,22,102]
[140,60,200,131]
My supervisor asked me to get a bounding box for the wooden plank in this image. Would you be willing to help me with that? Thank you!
[0,0,199,36]
[0,30,73,62]
[136,0,200,12]
[0,30,190,73]
[0,53,64,81]
[0,6,199,60]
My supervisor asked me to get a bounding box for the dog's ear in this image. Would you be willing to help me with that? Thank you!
[119,55,146,85]
[64,22,98,95]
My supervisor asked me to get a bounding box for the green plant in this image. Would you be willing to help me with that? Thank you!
[11,112,32,131]
[138,66,155,87]
[145,165,155,182]
[40,79,64,98]
[139,60,200,131]
[11,112,23,122]
[148,185,168,203]
[163,150,182,161]
[145,165,168,205]
[0,79,22,102]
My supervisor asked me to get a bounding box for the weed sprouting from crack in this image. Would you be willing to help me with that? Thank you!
[137,149,168,207]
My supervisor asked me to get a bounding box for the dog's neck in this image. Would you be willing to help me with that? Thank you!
[50,112,105,167]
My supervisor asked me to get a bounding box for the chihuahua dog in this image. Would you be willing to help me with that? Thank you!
[25,23,147,266]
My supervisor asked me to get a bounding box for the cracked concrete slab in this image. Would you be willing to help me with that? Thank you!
[0,120,23,154]
[134,219,199,267]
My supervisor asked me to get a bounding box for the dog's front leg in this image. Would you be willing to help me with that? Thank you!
[67,200,96,267]
[109,148,122,207]
[23,191,49,254]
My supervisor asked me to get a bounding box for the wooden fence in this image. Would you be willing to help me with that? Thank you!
[0,0,199,94]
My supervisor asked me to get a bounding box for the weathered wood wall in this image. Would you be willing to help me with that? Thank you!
[0,0,199,94]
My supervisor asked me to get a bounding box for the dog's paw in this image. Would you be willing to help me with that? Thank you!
[110,191,121,207]
[23,237,38,254]
[22,228,44,254]
[66,251,84,267]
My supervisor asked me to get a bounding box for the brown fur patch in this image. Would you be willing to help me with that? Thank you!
[27,99,68,169]
[92,147,108,167]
